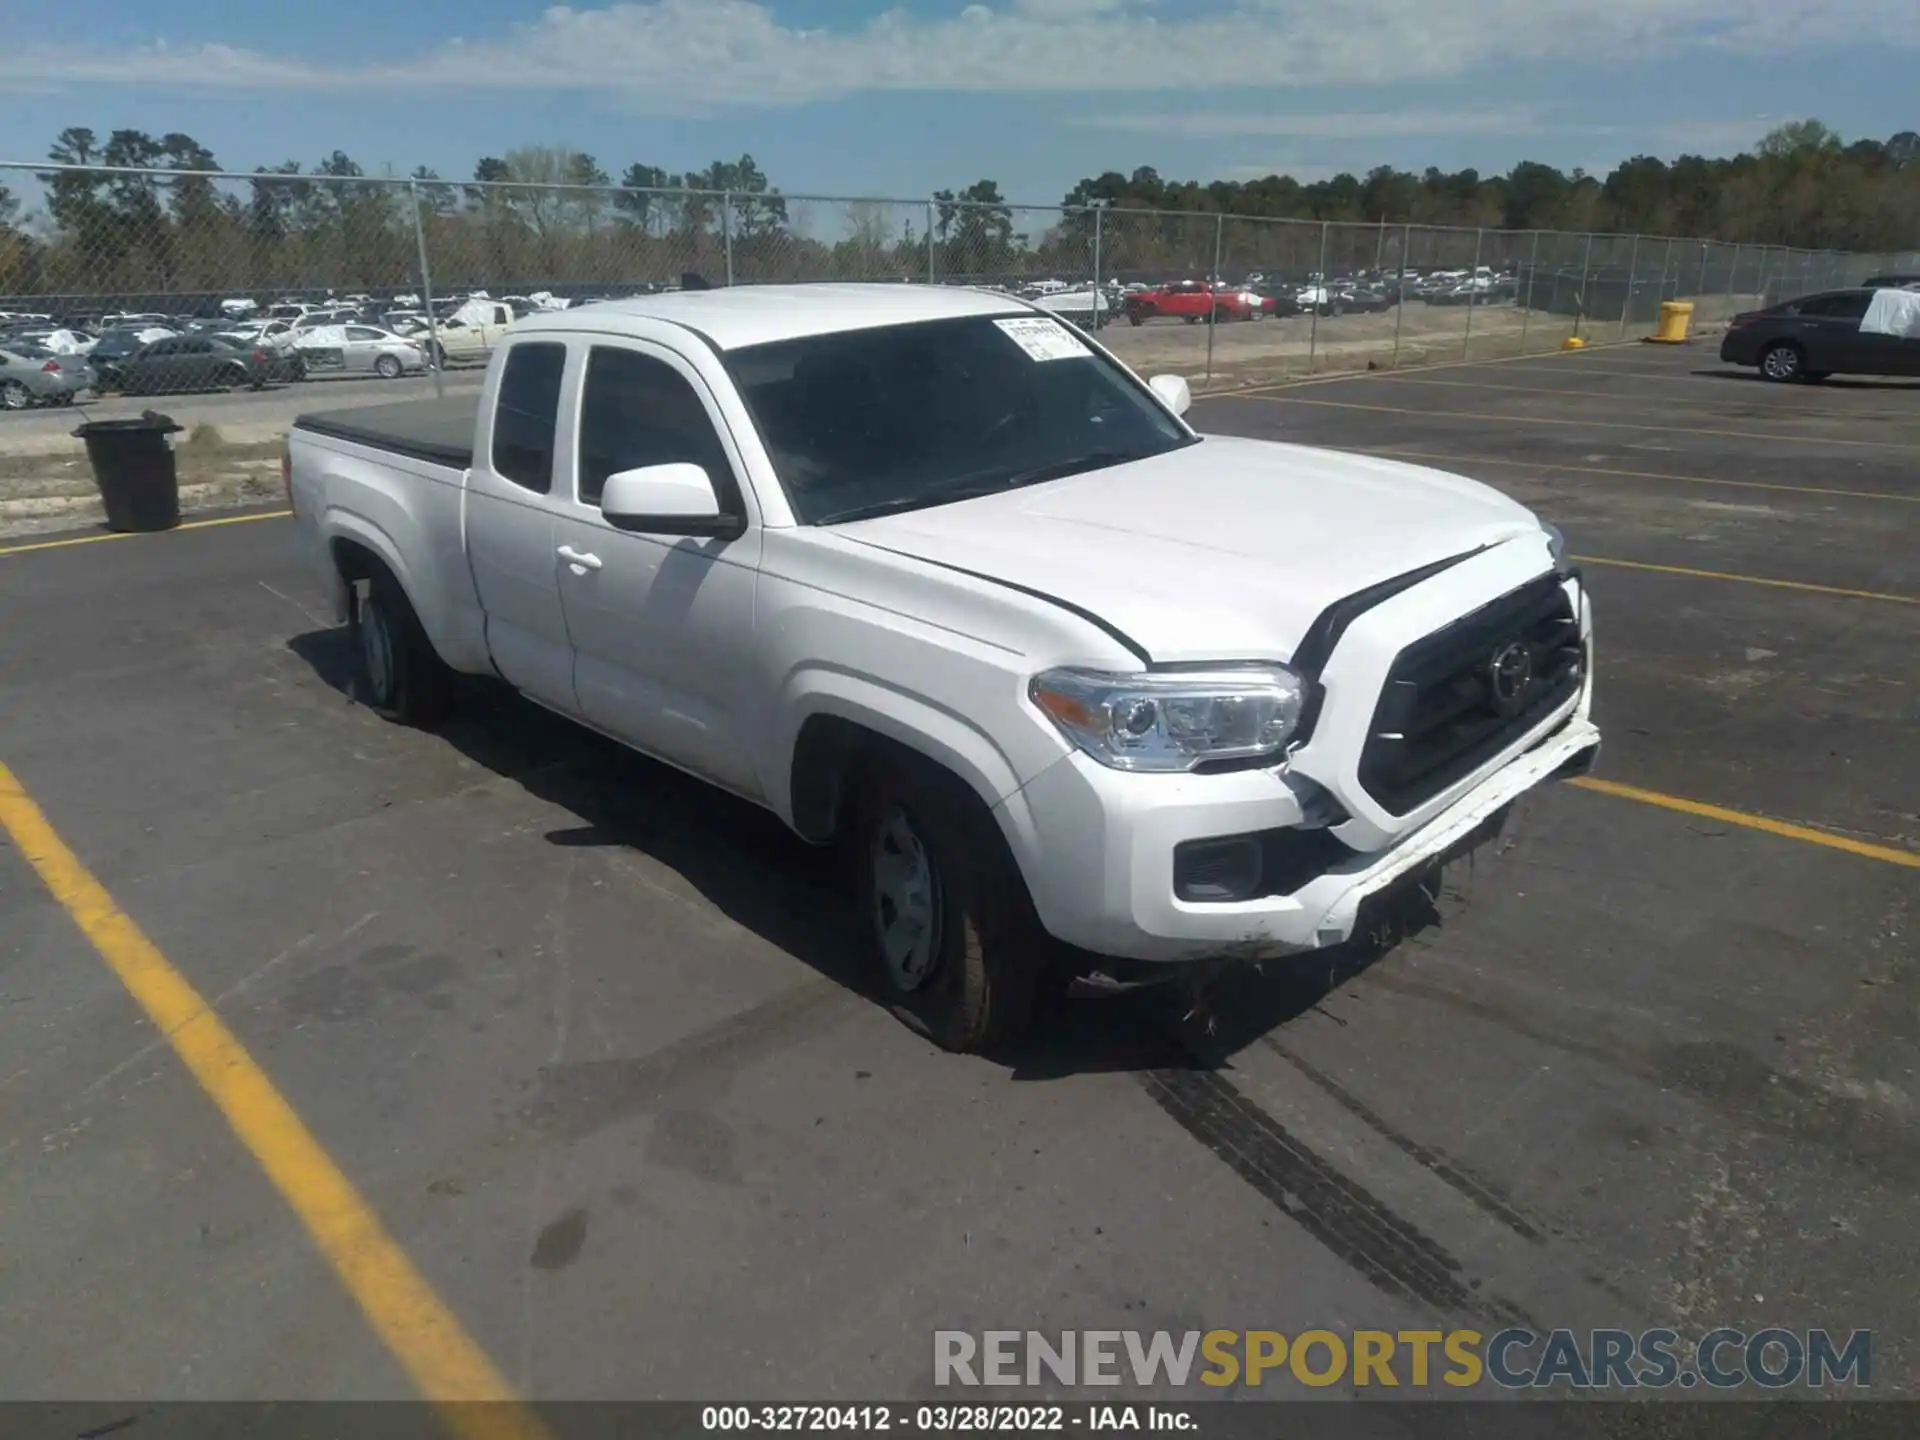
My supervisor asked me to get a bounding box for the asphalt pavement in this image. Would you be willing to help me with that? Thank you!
[0,339,1914,1406]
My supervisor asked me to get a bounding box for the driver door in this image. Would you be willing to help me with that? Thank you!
[550,341,764,797]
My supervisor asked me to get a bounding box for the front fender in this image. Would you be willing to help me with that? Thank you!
[770,665,1030,830]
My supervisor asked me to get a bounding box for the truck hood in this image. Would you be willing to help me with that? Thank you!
[835,435,1546,664]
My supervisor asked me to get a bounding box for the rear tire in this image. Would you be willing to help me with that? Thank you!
[350,572,454,727]
[374,354,403,380]
[1759,341,1804,383]
[847,751,1045,1053]
[1,380,31,410]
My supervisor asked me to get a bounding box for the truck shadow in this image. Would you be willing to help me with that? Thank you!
[286,628,1428,1078]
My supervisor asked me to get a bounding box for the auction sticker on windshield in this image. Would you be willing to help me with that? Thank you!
[994,317,1090,362]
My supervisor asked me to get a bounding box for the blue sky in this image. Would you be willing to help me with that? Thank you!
[0,0,1910,205]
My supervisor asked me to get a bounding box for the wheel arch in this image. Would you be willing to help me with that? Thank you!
[781,687,1025,847]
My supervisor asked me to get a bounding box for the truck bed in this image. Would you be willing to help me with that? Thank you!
[292,393,480,469]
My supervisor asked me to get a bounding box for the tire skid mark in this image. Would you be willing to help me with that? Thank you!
[1142,1066,1529,1325]
[1259,1036,1545,1243]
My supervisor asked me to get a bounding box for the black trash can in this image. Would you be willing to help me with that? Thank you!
[73,412,184,533]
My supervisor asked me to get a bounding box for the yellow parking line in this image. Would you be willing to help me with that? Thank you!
[1571,777,1920,868]
[1341,446,1917,505]
[1572,554,1916,604]
[0,509,290,558]
[1218,392,1920,450]
[0,759,547,1440]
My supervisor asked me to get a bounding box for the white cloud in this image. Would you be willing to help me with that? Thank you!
[0,1,1908,109]
[1076,110,1544,140]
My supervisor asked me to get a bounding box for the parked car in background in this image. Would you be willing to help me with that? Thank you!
[1862,274,1920,289]
[220,319,307,382]
[85,327,176,387]
[9,327,98,355]
[1720,288,1920,382]
[103,335,274,395]
[0,344,94,409]
[425,299,516,363]
[294,324,428,379]
[1123,281,1268,325]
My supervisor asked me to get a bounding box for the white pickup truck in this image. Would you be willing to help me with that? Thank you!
[287,284,1599,1051]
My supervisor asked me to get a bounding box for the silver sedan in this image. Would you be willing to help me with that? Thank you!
[0,345,94,409]
[293,325,429,380]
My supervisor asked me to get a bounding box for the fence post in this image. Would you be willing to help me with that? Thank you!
[1390,223,1411,370]
[926,199,936,283]
[1617,233,1640,340]
[1696,240,1710,299]
[1461,226,1483,358]
[1206,211,1225,383]
[722,192,735,287]
[1307,220,1328,373]
[1518,229,1540,352]
[1576,233,1594,337]
[1755,245,1771,306]
[1092,204,1104,329]
[408,178,445,400]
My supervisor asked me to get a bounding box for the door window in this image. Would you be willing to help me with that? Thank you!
[576,348,737,508]
[490,342,567,494]
[346,327,383,341]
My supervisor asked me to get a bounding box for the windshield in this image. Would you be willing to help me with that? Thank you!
[724,314,1194,526]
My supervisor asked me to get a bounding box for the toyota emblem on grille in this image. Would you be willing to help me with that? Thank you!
[1486,641,1535,717]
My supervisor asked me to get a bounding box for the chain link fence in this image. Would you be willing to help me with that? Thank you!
[1,160,1914,398]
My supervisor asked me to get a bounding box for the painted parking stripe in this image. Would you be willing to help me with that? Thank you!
[0,509,291,558]
[1216,392,1920,451]
[1572,554,1916,605]
[1571,777,1920,869]
[0,758,550,1439]
[1354,372,1920,423]
[1331,446,1918,505]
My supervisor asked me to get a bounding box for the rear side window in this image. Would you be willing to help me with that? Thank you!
[491,342,567,493]
[576,347,736,508]
[1795,293,1872,319]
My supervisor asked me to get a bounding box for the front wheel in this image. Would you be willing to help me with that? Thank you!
[848,752,1045,1053]
[350,573,454,727]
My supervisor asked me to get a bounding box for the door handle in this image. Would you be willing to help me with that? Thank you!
[556,545,602,571]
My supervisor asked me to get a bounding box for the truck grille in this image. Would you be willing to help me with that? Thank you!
[1357,574,1582,815]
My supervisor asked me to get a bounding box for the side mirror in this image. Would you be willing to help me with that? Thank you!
[600,463,746,540]
[1148,373,1192,417]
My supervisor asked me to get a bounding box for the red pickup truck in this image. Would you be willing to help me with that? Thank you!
[1123,281,1271,326]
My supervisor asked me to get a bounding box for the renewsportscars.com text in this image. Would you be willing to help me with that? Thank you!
[933,1328,1871,1391]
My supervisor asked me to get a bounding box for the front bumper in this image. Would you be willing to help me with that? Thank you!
[1006,710,1598,963]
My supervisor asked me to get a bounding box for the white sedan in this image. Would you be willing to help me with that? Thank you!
[293,325,429,380]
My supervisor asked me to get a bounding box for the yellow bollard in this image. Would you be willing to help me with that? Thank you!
[1561,336,1586,350]
[1645,300,1694,344]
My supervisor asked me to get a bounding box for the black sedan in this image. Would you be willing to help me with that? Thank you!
[1719,289,1920,382]
[97,335,276,396]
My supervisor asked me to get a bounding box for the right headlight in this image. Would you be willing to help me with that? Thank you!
[1029,665,1306,773]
